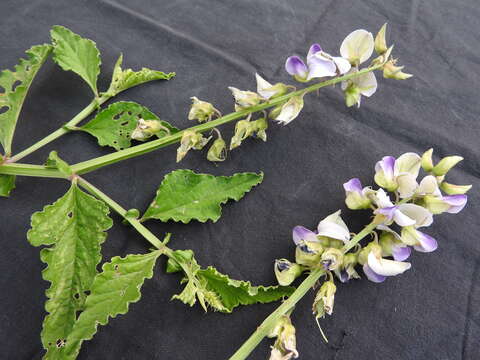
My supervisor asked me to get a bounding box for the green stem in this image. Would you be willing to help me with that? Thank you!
[0,65,382,178]
[76,176,171,255]
[9,95,110,163]
[70,64,383,175]
[229,220,378,360]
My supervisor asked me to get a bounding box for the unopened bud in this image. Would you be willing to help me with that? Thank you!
[432,155,463,176]
[374,23,388,54]
[383,59,412,80]
[440,182,472,195]
[421,148,434,172]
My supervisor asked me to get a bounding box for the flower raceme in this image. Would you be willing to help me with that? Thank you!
[271,149,470,355]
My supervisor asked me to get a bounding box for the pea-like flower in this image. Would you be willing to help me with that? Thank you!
[339,29,375,66]
[321,248,344,271]
[188,97,221,123]
[416,175,468,214]
[255,73,288,100]
[131,119,169,141]
[274,259,303,286]
[316,210,351,243]
[362,243,411,283]
[377,226,412,261]
[271,95,305,125]
[285,43,350,82]
[343,178,372,209]
[373,189,433,227]
[374,152,421,196]
[400,226,438,253]
[341,67,378,107]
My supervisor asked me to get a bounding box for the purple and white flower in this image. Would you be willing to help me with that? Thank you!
[374,152,421,197]
[343,178,373,209]
[363,246,411,283]
[416,175,468,214]
[373,189,433,228]
[401,226,438,253]
[316,210,351,243]
[285,43,350,82]
[377,225,412,261]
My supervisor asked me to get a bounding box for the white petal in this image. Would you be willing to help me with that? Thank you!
[255,73,275,99]
[340,29,374,64]
[355,71,377,97]
[376,224,402,241]
[317,210,350,242]
[393,209,417,227]
[373,189,394,208]
[306,53,337,79]
[417,175,441,196]
[397,203,433,228]
[367,252,411,276]
[396,173,419,198]
[332,56,351,74]
[394,152,421,178]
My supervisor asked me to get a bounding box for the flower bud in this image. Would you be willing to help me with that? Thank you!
[344,84,361,108]
[313,281,336,318]
[321,248,343,271]
[131,119,168,141]
[374,23,388,55]
[228,86,262,109]
[274,259,303,286]
[295,241,324,267]
[343,178,372,210]
[432,155,463,176]
[421,148,434,172]
[207,137,227,162]
[383,59,412,80]
[420,194,467,214]
[188,96,220,123]
[440,182,472,195]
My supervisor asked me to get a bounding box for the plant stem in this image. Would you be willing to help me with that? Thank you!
[70,64,383,175]
[76,176,171,255]
[0,163,65,178]
[229,220,378,360]
[9,95,110,163]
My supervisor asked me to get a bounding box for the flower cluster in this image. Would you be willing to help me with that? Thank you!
[170,24,410,164]
[271,149,470,358]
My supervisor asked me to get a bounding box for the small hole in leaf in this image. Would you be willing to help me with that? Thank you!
[120,121,129,126]
[67,211,73,218]
[56,339,66,348]
[114,264,119,271]
[11,80,22,92]
[76,310,83,318]
[25,65,31,72]
[127,111,132,116]
[0,106,9,115]
[84,290,91,296]
[113,112,124,120]
[73,293,80,300]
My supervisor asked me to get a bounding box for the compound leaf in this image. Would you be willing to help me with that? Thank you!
[51,25,101,96]
[168,250,294,313]
[0,44,52,155]
[105,54,175,97]
[27,183,112,354]
[47,251,162,359]
[80,101,179,150]
[142,170,263,223]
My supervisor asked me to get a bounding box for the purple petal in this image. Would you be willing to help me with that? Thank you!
[307,43,322,58]
[376,156,395,178]
[343,178,363,193]
[363,264,386,283]
[443,195,468,214]
[292,225,317,245]
[392,245,412,261]
[285,56,308,78]
[306,55,337,79]
[336,270,349,283]
[414,231,438,253]
[375,206,397,221]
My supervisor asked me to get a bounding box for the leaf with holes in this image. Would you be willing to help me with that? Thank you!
[27,183,112,354]
[80,101,179,150]
[105,54,175,97]
[51,25,101,96]
[45,251,162,359]
[168,249,294,313]
[142,170,263,223]
[0,44,52,156]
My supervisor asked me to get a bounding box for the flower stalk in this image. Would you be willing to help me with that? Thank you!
[229,220,378,360]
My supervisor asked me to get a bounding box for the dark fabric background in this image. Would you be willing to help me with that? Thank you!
[0,1,479,359]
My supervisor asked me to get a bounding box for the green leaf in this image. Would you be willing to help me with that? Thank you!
[27,183,112,353]
[105,54,175,97]
[0,174,16,197]
[46,251,162,359]
[0,44,52,155]
[51,25,101,96]
[142,170,264,223]
[169,250,294,313]
[80,101,179,150]
[45,151,73,176]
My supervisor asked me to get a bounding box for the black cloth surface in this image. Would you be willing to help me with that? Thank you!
[0,1,479,359]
